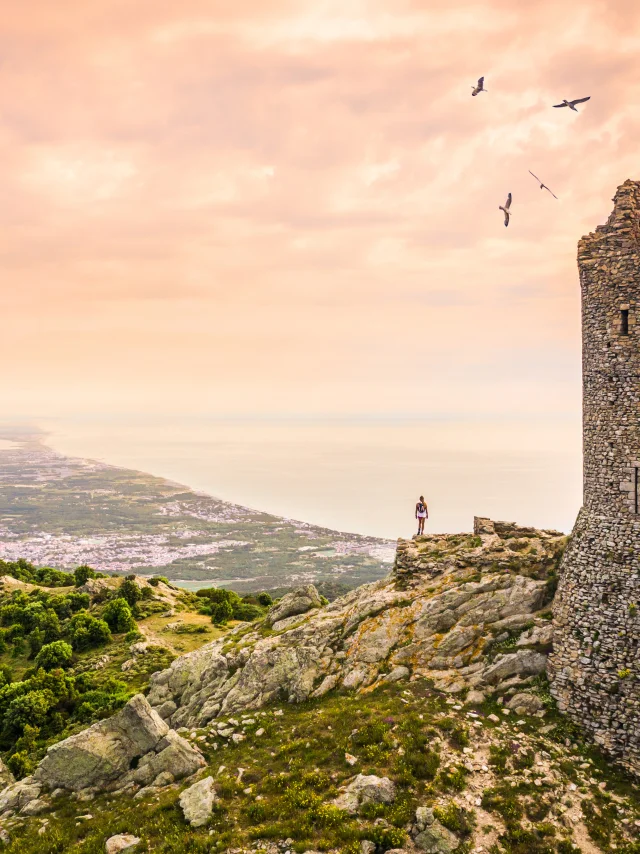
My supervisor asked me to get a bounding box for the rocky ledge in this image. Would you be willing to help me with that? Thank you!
[147,519,567,728]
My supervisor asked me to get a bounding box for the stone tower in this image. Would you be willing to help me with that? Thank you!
[549,180,640,776]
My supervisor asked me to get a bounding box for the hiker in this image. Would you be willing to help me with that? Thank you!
[415,495,428,535]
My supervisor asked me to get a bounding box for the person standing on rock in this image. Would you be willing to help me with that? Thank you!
[415,495,428,536]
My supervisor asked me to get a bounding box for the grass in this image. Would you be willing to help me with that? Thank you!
[2,676,638,854]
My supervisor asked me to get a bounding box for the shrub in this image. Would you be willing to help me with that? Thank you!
[211,600,234,625]
[35,641,74,671]
[67,592,90,613]
[148,576,169,587]
[7,750,34,779]
[68,612,112,651]
[119,579,142,608]
[4,689,54,733]
[232,603,263,622]
[74,565,97,587]
[102,598,136,634]
[27,628,46,658]
[257,592,273,607]
[434,801,476,837]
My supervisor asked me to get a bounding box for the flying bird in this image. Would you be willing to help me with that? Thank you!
[528,170,558,199]
[553,97,590,112]
[471,76,486,96]
[499,193,512,227]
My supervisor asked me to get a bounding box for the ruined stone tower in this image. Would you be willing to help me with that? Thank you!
[549,180,640,776]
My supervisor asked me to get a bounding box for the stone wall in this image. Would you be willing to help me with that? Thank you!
[548,180,640,777]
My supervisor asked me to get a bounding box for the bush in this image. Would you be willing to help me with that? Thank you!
[119,579,142,608]
[102,598,136,634]
[74,565,97,587]
[27,628,46,658]
[68,612,112,651]
[257,592,273,607]
[211,600,234,625]
[7,750,34,779]
[148,576,169,587]
[35,641,74,671]
[233,603,263,622]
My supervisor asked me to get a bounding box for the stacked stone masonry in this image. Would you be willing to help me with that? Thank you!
[548,180,640,777]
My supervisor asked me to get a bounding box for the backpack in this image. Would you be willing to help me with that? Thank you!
[417,502,425,513]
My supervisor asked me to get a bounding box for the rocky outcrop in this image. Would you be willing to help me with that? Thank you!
[147,521,565,728]
[0,695,205,817]
[266,585,323,627]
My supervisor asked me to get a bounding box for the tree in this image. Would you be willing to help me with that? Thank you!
[27,628,46,659]
[67,612,111,651]
[102,598,136,634]
[211,600,233,625]
[257,592,273,607]
[118,579,142,608]
[74,565,97,587]
[35,641,74,671]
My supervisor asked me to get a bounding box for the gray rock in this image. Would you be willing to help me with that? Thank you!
[333,774,396,814]
[0,759,14,789]
[179,776,217,827]
[35,694,168,792]
[482,650,548,686]
[20,797,51,816]
[0,778,42,815]
[267,586,323,626]
[415,806,435,831]
[506,692,544,714]
[8,694,206,802]
[465,690,485,705]
[414,819,458,853]
[105,834,141,854]
[384,666,410,683]
[360,842,376,854]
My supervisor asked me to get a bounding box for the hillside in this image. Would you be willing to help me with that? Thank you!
[0,519,638,853]
[0,439,394,593]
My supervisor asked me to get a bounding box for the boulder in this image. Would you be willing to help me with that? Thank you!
[179,776,217,827]
[105,834,141,853]
[333,774,396,814]
[35,694,169,792]
[507,692,544,715]
[266,585,323,626]
[0,758,15,789]
[414,820,458,853]
[8,694,207,803]
[0,778,42,816]
[481,651,547,686]
[125,729,205,788]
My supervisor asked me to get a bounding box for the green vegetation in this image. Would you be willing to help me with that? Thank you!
[195,587,271,625]
[1,676,638,854]
[0,563,214,774]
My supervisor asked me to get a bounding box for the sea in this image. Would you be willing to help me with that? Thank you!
[27,415,583,541]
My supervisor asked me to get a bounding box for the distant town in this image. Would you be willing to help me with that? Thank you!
[0,439,395,594]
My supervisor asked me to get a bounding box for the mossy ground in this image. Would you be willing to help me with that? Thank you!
[2,680,639,854]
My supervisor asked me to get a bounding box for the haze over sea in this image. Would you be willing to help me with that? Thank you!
[29,414,582,541]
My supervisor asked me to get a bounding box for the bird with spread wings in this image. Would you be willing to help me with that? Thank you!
[529,171,558,199]
[499,193,512,227]
[553,97,590,112]
[471,76,486,96]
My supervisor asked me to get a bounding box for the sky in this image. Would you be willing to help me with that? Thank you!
[2,0,640,430]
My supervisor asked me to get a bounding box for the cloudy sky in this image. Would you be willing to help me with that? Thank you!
[2,0,639,428]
